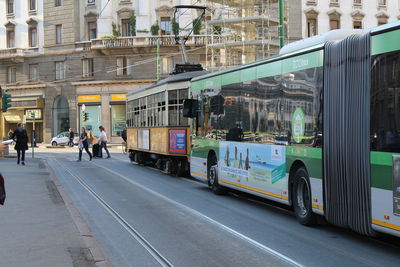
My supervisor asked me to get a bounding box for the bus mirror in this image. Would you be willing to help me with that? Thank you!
[210,95,225,115]
[183,99,198,118]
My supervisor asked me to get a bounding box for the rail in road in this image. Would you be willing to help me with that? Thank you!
[44,153,400,267]
[49,157,300,267]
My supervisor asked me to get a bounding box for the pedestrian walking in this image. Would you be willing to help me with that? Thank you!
[11,123,29,165]
[68,128,75,147]
[88,130,95,147]
[77,127,92,162]
[8,129,13,140]
[99,126,111,158]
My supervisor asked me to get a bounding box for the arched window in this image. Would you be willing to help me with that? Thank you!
[52,96,70,136]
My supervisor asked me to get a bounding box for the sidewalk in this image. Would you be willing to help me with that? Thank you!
[0,158,107,267]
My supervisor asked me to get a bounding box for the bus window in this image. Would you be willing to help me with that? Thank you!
[371,50,400,152]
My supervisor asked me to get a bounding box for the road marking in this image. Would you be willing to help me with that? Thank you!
[90,160,304,267]
[220,179,289,201]
[55,159,173,267]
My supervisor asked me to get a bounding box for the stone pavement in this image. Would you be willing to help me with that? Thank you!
[0,158,111,267]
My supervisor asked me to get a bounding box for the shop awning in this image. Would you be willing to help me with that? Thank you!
[4,114,22,123]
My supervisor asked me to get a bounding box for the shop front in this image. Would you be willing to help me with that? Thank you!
[110,94,127,140]
[1,97,45,143]
[77,95,102,137]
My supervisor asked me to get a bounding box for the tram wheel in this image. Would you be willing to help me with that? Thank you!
[176,159,188,177]
[292,167,316,226]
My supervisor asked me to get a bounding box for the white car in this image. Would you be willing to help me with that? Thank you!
[51,132,79,146]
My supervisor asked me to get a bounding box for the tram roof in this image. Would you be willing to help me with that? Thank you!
[127,71,209,97]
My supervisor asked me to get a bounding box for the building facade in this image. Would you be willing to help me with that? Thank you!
[303,0,400,38]
[0,0,207,143]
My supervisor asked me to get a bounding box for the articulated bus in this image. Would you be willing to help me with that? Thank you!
[185,22,400,237]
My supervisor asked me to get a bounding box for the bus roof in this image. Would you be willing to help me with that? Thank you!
[371,20,400,35]
[127,71,209,97]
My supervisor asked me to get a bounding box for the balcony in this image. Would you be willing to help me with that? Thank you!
[76,35,211,52]
[0,48,39,62]
[207,34,280,49]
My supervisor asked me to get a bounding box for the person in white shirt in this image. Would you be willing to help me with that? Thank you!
[98,126,111,158]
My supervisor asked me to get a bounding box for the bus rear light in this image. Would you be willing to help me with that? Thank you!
[203,162,206,166]
[384,215,390,220]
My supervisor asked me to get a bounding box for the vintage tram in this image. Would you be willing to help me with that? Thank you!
[126,71,207,176]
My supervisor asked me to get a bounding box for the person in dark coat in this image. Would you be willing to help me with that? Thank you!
[11,123,29,165]
[78,127,92,162]
[68,128,75,147]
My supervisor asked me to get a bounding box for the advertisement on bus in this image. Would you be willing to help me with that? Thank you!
[219,142,286,188]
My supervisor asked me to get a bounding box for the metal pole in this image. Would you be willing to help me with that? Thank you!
[279,0,285,48]
[157,39,161,81]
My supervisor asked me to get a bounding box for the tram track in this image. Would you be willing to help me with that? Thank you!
[54,159,174,267]
[40,153,400,266]
[86,159,304,267]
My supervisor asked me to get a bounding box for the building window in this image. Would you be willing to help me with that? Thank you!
[330,0,339,5]
[160,17,171,35]
[121,19,131,37]
[111,105,126,137]
[307,18,317,37]
[6,30,15,48]
[7,67,16,83]
[88,22,97,40]
[29,0,36,10]
[116,57,133,76]
[330,19,340,30]
[378,0,386,6]
[56,25,62,44]
[55,61,65,80]
[29,64,39,81]
[353,21,362,29]
[161,57,173,74]
[82,59,94,77]
[29,27,37,47]
[55,0,61,7]
[6,0,14,14]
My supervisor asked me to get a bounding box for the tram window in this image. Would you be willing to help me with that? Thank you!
[371,51,400,152]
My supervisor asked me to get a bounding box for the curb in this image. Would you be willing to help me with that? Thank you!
[43,159,113,267]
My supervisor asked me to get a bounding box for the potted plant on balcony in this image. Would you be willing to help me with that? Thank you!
[193,18,202,35]
[151,22,159,36]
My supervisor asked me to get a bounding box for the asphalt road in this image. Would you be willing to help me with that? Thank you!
[41,151,400,267]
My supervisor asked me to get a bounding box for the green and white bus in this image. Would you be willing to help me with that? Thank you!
[185,21,400,237]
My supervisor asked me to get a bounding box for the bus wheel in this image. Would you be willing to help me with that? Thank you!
[292,167,316,226]
[208,154,225,195]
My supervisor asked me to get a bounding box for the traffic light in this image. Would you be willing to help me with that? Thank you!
[83,112,89,121]
[2,93,12,112]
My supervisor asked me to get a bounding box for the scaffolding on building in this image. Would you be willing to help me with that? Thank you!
[205,0,289,71]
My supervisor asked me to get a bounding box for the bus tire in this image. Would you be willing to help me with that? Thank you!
[208,154,225,195]
[292,167,316,226]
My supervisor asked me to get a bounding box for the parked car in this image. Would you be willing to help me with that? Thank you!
[51,132,79,146]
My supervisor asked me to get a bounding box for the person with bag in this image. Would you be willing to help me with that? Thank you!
[0,172,5,205]
[77,127,92,162]
[0,144,5,206]
[11,123,29,165]
[98,126,111,158]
